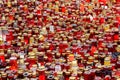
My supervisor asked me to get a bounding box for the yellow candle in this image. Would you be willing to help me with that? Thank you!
[30,37,34,44]
[104,25,110,32]
[104,57,110,66]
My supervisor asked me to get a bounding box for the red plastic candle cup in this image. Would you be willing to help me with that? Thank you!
[64,71,71,80]
[9,57,18,70]
[26,56,37,69]
[0,53,5,62]
[83,70,90,80]
[38,66,46,80]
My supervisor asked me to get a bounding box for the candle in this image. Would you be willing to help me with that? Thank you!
[69,77,76,80]
[26,56,37,69]
[68,54,74,62]
[29,37,34,44]
[0,50,5,62]
[55,64,61,72]
[23,33,29,44]
[64,71,70,80]
[1,73,7,80]
[88,56,94,62]
[83,70,90,80]
[61,4,66,13]
[104,57,111,66]
[105,75,111,80]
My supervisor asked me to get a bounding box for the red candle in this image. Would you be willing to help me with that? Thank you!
[0,54,5,62]
[61,4,66,13]
[26,57,37,69]
[9,14,14,21]
[80,3,85,13]
[83,71,90,80]
[49,44,54,51]
[113,34,119,41]
[105,75,111,80]
[116,0,120,3]
[90,46,97,56]
[38,67,46,80]
[100,17,105,24]
[46,50,53,62]
[64,72,70,80]
[86,0,91,3]
[9,57,18,70]
[99,0,107,4]
[23,33,29,44]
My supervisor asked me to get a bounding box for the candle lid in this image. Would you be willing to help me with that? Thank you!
[101,54,105,58]
[32,72,37,77]
[94,54,98,57]
[78,71,82,74]
[0,52,4,55]
[97,65,102,69]
[1,73,7,77]
[87,62,92,64]
[28,52,35,56]
[17,42,22,46]
[32,64,37,67]
[37,52,44,56]
[69,77,76,80]
[105,57,110,60]
[18,70,24,74]
[88,56,94,59]
[28,56,36,59]
[57,72,63,75]
[54,77,59,80]
[19,59,24,64]
[38,66,46,71]
[85,54,90,57]
[65,71,70,75]
[94,60,98,63]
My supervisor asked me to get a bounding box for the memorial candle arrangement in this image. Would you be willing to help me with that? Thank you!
[0,0,120,80]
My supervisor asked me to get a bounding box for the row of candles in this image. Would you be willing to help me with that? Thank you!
[0,0,120,80]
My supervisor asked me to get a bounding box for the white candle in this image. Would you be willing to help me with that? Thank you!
[50,25,54,33]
